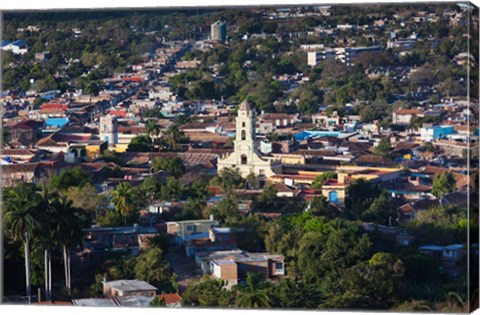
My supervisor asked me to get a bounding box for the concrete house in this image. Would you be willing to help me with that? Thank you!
[103,279,157,299]
[211,252,286,289]
[392,109,424,126]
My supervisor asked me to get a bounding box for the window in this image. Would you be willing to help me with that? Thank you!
[241,154,247,165]
[241,130,246,140]
[242,122,245,127]
[186,225,193,231]
[275,262,284,275]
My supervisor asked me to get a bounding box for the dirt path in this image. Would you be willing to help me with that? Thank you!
[165,249,203,293]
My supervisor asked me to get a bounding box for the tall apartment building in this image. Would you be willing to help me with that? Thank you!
[211,20,227,42]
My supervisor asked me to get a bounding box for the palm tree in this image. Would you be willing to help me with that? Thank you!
[53,196,84,296]
[235,273,271,308]
[145,119,160,143]
[37,184,58,301]
[160,125,188,152]
[110,182,136,225]
[3,184,40,304]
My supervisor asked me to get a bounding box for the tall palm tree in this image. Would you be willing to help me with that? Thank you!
[110,182,136,225]
[146,119,160,143]
[161,125,187,151]
[235,273,271,308]
[3,184,40,304]
[37,184,58,301]
[53,196,84,296]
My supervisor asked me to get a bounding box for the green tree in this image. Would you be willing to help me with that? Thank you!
[127,135,153,152]
[151,157,185,177]
[176,198,207,221]
[311,171,336,190]
[213,194,239,224]
[159,126,188,152]
[255,183,278,209]
[149,296,166,307]
[292,83,322,114]
[36,184,59,301]
[110,182,137,224]
[53,196,85,296]
[323,252,405,309]
[297,231,328,284]
[211,167,244,192]
[147,234,170,253]
[160,177,183,201]
[182,276,233,307]
[309,196,340,219]
[431,172,456,197]
[145,119,160,140]
[361,192,398,225]
[50,167,89,191]
[96,208,124,227]
[346,179,384,220]
[266,278,322,308]
[3,183,40,303]
[236,273,271,308]
[65,183,108,218]
[134,248,171,286]
[139,176,161,203]
[373,138,392,158]
[298,222,371,285]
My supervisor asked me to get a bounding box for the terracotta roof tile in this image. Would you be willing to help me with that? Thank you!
[158,293,182,305]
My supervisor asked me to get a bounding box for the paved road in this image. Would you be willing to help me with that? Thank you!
[165,249,203,293]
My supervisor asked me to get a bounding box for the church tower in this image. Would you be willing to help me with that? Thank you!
[217,100,281,178]
[99,115,118,146]
[234,100,258,166]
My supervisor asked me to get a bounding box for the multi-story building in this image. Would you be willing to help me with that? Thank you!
[211,20,227,42]
[307,45,384,67]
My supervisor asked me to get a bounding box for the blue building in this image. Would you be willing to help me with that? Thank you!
[420,125,455,141]
[294,130,342,141]
[45,117,70,132]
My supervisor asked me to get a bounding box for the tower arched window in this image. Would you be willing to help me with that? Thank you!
[241,154,247,165]
[242,122,245,127]
[241,130,246,140]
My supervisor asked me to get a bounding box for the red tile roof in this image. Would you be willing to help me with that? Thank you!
[41,103,69,111]
[12,119,44,130]
[239,100,251,111]
[121,77,144,82]
[395,109,423,115]
[158,293,182,305]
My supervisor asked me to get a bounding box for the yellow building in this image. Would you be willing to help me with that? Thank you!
[321,172,348,206]
[270,165,403,206]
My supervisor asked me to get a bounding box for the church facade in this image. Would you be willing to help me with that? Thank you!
[217,100,282,178]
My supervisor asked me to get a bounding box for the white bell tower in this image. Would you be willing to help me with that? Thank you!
[234,100,259,166]
[217,100,281,178]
